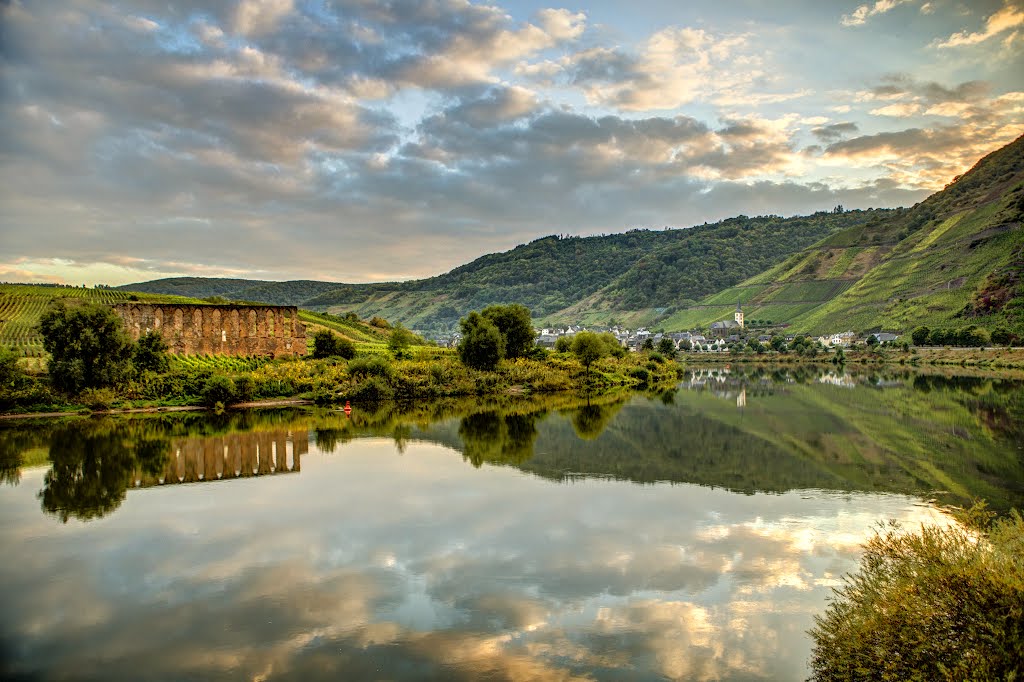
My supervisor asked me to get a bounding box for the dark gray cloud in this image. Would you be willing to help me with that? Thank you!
[812,121,859,142]
[868,74,993,104]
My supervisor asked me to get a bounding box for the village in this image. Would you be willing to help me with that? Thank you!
[439,302,901,354]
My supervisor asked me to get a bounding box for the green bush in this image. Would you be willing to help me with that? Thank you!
[809,506,1024,681]
[348,356,394,381]
[201,375,236,407]
[350,377,394,402]
[79,387,117,411]
[234,376,256,402]
[629,367,649,383]
[0,346,26,392]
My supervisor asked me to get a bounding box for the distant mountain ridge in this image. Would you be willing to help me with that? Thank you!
[122,209,890,332]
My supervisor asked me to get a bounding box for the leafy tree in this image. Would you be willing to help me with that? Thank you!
[133,330,169,373]
[571,331,606,377]
[991,326,1014,346]
[554,336,572,353]
[0,346,25,391]
[39,301,134,394]
[911,326,931,346]
[657,337,676,355]
[679,338,692,351]
[598,332,627,358]
[458,312,505,370]
[866,334,879,347]
[641,337,655,351]
[388,323,416,359]
[312,330,356,359]
[956,325,990,347]
[482,304,535,358]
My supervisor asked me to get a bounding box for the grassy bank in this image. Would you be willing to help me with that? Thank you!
[2,344,683,415]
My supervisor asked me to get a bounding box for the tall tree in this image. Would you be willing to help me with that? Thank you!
[571,331,606,378]
[39,301,134,394]
[387,323,416,359]
[133,330,170,373]
[458,312,505,370]
[482,304,535,358]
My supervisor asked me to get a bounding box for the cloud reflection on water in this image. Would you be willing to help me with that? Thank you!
[1,439,948,680]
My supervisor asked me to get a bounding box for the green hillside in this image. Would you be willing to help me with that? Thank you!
[672,134,1024,335]
[124,210,888,333]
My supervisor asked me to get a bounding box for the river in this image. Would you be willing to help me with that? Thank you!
[1,367,1021,680]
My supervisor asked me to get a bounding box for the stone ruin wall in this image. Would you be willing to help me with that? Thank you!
[112,303,307,357]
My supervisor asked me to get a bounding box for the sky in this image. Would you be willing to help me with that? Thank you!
[1,0,1022,286]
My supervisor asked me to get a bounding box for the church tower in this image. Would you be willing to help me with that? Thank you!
[734,301,744,329]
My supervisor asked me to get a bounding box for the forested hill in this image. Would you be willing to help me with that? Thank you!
[660,133,1024,335]
[118,278,343,306]
[123,209,889,330]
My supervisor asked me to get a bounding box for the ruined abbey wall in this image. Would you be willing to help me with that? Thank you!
[112,303,306,357]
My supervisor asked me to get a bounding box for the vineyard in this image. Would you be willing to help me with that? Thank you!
[0,284,196,358]
[297,310,388,343]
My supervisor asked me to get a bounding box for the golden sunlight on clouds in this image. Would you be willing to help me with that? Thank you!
[934,1,1024,48]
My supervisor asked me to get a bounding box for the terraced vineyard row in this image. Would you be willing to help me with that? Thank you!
[0,284,197,357]
[168,355,272,373]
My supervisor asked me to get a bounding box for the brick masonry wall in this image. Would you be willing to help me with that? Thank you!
[112,303,307,357]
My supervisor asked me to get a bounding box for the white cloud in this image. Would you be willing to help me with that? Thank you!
[933,1,1024,48]
[234,0,295,37]
[870,102,923,117]
[841,0,915,27]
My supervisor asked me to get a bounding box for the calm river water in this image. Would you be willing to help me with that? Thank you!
[1,367,1021,680]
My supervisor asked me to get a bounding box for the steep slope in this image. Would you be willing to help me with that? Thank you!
[668,135,1024,334]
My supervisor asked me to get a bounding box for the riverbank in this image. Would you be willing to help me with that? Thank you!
[683,345,1024,373]
[1,349,684,416]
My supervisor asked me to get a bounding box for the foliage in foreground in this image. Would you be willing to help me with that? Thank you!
[809,505,1024,681]
[40,301,135,394]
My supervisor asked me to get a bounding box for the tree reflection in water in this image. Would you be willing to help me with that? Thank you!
[458,411,540,467]
[39,421,142,523]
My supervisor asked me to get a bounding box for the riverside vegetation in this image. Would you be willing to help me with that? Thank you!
[0,299,681,414]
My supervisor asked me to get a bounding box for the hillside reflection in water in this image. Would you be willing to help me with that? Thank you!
[0,368,1021,680]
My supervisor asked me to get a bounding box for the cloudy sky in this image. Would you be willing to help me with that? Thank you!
[1,0,1022,285]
